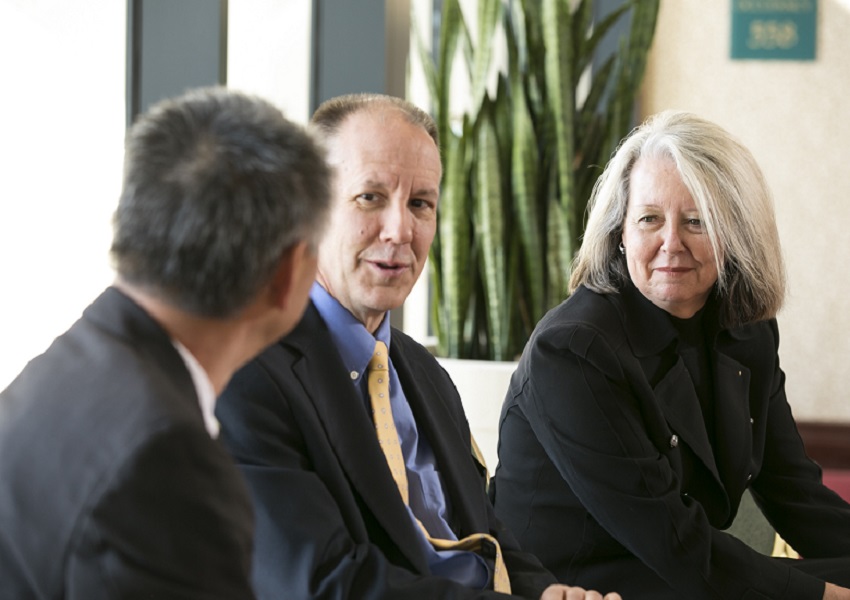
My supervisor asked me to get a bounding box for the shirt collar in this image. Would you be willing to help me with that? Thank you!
[310,282,391,385]
[171,339,219,438]
[614,279,723,357]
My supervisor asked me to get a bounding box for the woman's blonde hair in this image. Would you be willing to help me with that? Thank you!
[570,110,785,327]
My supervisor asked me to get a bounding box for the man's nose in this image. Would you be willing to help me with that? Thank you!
[381,200,414,244]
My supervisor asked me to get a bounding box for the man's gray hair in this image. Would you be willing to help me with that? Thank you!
[111,87,331,318]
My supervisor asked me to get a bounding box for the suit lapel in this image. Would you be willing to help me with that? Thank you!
[653,358,721,485]
[616,286,725,489]
[711,350,753,504]
[391,337,487,536]
[615,285,759,521]
[283,307,431,572]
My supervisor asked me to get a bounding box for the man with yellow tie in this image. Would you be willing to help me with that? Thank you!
[216,93,621,600]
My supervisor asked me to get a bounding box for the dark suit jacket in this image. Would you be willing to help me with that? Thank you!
[492,284,850,600]
[0,287,255,599]
[216,303,556,599]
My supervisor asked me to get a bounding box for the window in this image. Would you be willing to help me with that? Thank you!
[0,1,125,389]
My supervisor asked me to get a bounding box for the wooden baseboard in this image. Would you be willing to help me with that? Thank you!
[796,421,850,469]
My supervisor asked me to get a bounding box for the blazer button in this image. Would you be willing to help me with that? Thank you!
[750,417,754,425]
[746,473,753,482]
[670,434,679,448]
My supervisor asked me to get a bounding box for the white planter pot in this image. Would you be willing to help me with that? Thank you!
[436,358,518,472]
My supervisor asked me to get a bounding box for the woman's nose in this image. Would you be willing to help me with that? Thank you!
[661,223,684,253]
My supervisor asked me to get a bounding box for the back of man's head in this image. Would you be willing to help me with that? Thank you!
[111,87,330,318]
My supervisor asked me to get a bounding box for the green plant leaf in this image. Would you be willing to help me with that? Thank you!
[434,126,472,358]
[470,0,502,116]
[473,100,509,360]
[420,0,658,360]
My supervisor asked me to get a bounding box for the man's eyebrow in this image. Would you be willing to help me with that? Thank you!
[358,177,438,199]
[361,178,390,190]
[412,187,439,198]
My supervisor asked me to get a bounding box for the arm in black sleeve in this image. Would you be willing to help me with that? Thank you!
[747,321,850,558]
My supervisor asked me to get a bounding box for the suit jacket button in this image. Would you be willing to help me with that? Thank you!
[747,473,753,481]
[670,434,679,448]
[750,417,754,425]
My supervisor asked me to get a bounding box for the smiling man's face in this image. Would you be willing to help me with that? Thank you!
[315,107,442,333]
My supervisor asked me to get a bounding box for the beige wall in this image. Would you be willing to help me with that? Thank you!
[641,1,850,421]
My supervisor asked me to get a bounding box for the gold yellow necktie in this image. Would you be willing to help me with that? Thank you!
[367,341,511,594]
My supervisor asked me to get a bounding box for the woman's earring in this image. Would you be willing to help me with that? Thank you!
[618,242,625,255]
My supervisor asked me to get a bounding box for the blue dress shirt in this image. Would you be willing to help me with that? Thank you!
[310,283,489,588]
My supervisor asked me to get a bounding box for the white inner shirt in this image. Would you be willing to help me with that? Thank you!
[172,339,219,438]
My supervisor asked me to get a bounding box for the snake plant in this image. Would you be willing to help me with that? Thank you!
[417,0,659,360]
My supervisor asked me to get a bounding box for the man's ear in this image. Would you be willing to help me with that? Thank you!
[268,241,313,311]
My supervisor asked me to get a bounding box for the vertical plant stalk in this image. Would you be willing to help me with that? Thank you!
[474,102,510,360]
[437,128,472,358]
[542,0,575,305]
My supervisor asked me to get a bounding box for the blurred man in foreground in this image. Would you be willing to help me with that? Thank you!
[0,87,331,599]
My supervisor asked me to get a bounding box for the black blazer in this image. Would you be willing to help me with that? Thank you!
[492,284,850,600]
[216,303,556,599]
[0,287,255,599]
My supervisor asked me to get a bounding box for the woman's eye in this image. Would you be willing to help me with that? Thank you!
[357,193,377,202]
[638,215,657,223]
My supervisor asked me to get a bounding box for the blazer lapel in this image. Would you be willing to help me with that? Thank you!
[616,285,722,489]
[653,358,721,485]
[711,349,754,505]
[283,307,431,572]
[391,338,487,536]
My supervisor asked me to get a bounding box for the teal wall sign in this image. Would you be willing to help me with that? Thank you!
[731,0,817,60]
